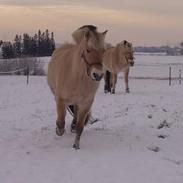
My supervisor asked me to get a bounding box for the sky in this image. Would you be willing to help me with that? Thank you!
[0,0,183,46]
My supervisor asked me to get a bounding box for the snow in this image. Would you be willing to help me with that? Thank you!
[0,56,183,183]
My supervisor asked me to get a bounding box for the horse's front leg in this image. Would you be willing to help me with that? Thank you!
[124,67,130,93]
[111,73,117,94]
[73,103,91,149]
[56,99,66,136]
[70,105,77,133]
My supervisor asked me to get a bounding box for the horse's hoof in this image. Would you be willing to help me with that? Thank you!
[104,90,108,93]
[73,143,80,150]
[56,127,64,136]
[126,89,130,93]
[111,90,115,94]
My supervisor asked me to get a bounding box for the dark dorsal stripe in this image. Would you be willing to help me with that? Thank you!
[78,25,100,44]
[78,25,97,32]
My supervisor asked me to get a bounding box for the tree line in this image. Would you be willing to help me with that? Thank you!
[135,42,183,55]
[0,29,55,59]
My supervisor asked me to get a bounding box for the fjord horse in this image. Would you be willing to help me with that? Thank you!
[103,40,134,94]
[47,26,107,149]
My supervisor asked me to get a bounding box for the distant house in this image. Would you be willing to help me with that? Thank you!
[166,47,181,56]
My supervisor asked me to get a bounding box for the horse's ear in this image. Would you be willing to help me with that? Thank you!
[102,30,108,35]
[123,40,127,45]
[84,30,90,41]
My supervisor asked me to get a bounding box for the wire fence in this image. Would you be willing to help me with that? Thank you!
[0,58,182,85]
[0,57,46,76]
[0,66,27,74]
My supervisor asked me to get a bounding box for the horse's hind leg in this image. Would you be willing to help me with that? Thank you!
[73,103,91,149]
[124,68,130,93]
[56,99,66,136]
[111,73,117,94]
[104,71,111,93]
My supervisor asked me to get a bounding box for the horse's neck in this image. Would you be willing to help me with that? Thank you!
[71,42,86,70]
[113,46,120,62]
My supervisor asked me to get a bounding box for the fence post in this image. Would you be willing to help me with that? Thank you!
[27,66,29,84]
[169,66,171,86]
[179,69,182,85]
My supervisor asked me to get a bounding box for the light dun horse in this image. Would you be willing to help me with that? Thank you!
[47,25,107,149]
[103,40,134,94]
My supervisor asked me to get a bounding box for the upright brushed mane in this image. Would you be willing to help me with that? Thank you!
[72,25,108,50]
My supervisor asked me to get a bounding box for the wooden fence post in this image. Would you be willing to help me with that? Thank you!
[169,66,171,86]
[27,66,29,84]
[179,69,182,85]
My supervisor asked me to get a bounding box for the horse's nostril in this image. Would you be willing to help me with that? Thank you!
[93,73,97,78]
[130,62,134,66]
[93,73,103,81]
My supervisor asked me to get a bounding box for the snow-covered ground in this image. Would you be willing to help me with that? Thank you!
[0,56,183,183]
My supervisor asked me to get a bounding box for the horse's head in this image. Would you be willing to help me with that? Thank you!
[118,40,134,67]
[81,30,107,81]
[72,25,108,50]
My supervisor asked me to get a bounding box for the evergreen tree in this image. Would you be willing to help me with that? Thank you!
[13,35,22,57]
[23,33,32,56]
[50,32,56,54]
[2,42,15,59]
[1,29,55,58]
[37,30,42,56]
[32,34,38,56]
[180,42,183,55]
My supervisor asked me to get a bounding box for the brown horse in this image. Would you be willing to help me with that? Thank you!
[47,26,107,149]
[103,40,134,94]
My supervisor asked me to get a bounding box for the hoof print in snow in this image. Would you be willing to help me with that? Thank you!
[158,120,170,129]
[164,158,183,165]
[147,114,153,119]
[158,134,168,139]
[162,108,167,112]
[148,146,160,152]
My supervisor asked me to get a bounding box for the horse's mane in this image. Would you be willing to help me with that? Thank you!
[78,25,97,32]
[72,25,97,44]
[60,43,75,50]
[72,25,106,50]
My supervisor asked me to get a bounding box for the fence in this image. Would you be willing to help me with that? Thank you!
[0,57,45,75]
[0,58,183,85]
[120,63,183,86]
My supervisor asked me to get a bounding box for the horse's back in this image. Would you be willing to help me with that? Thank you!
[103,47,116,71]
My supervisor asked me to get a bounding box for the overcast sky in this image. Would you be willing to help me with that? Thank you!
[0,0,183,46]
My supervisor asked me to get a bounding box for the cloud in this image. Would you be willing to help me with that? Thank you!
[1,0,183,17]
[0,0,183,45]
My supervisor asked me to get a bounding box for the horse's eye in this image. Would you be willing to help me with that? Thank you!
[86,49,91,53]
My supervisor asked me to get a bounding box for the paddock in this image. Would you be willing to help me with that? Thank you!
[0,68,183,182]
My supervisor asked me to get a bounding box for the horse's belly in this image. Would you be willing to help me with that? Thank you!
[63,85,98,105]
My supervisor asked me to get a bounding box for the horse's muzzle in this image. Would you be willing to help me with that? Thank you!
[92,73,104,81]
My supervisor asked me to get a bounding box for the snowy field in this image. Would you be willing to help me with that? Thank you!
[0,55,183,183]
